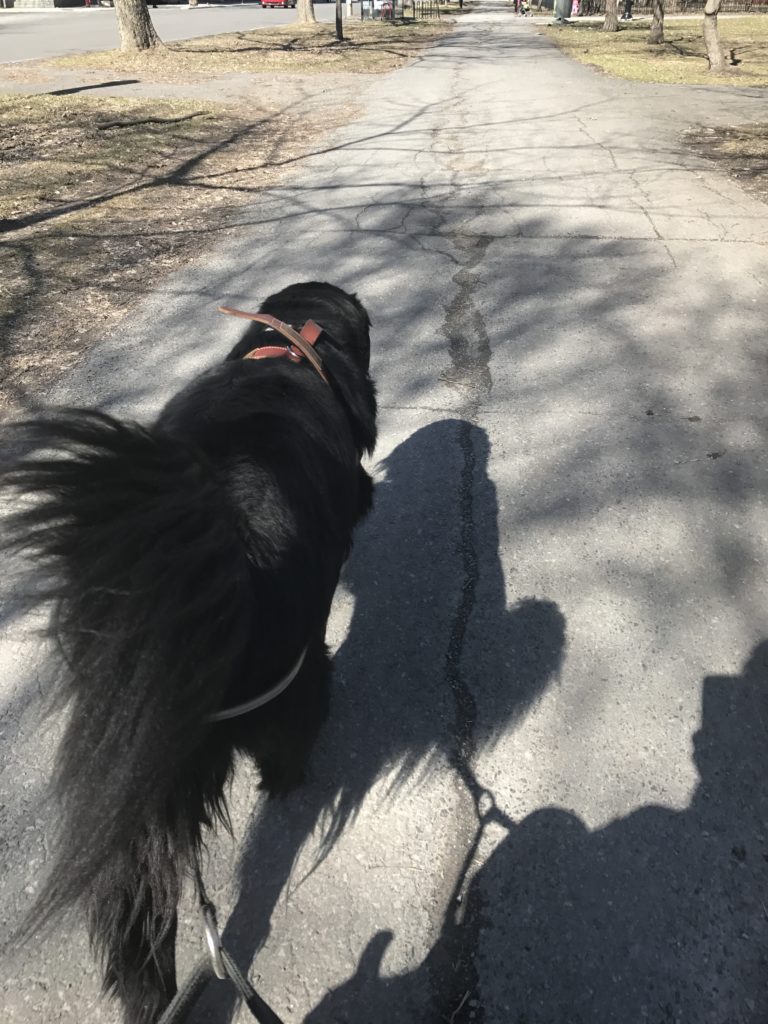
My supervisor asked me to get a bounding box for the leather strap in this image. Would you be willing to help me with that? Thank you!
[245,344,302,364]
[218,307,329,384]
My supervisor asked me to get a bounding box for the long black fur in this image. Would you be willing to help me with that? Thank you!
[0,282,377,1024]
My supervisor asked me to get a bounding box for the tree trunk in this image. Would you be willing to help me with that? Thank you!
[335,0,344,40]
[703,0,726,71]
[297,0,317,23]
[603,0,619,31]
[114,0,164,51]
[648,0,664,43]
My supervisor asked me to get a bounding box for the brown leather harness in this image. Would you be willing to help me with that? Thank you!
[218,306,330,385]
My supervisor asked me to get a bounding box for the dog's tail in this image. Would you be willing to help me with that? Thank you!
[1,408,254,936]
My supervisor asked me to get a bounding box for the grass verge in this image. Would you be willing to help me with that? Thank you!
[53,21,453,78]
[543,15,768,87]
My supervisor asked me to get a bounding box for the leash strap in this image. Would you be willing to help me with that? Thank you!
[156,953,286,1024]
[155,869,288,1024]
[219,947,286,1024]
[156,959,214,1024]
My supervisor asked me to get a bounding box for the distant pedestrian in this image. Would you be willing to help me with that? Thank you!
[621,0,633,17]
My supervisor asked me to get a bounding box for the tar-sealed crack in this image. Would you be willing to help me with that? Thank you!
[425,216,495,1022]
[427,414,488,1024]
[409,81,501,1022]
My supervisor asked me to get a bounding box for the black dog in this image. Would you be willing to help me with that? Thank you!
[1,282,377,1023]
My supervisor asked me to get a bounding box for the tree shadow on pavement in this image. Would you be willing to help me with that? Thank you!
[305,640,768,1024]
[188,419,567,1024]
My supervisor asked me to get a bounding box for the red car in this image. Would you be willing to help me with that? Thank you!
[260,0,297,6]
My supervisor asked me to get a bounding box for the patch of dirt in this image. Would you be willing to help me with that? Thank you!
[0,19,456,417]
[685,122,768,205]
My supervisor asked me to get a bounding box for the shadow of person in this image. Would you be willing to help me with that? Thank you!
[189,419,566,1023]
[306,641,768,1024]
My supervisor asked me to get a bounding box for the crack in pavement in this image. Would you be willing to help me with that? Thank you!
[424,87,497,1017]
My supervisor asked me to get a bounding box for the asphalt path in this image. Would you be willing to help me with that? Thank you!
[2,5,768,1023]
[0,3,337,62]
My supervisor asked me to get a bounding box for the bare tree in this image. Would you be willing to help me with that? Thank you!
[297,0,317,23]
[648,0,664,44]
[335,0,344,41]
[703,0,726,71]
[603,0,619,32]
[114,0,164,51]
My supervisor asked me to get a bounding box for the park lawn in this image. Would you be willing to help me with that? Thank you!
[543,15,768,87]
[53,20,453,77]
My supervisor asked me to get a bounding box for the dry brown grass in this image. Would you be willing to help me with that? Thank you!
[53,21,452,79]
[543,15,768,87]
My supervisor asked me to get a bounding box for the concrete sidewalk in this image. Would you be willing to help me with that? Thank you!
[2,6,768,1023]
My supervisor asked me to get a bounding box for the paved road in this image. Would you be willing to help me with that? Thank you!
[2,5,768,1023]
[0,3,337,62]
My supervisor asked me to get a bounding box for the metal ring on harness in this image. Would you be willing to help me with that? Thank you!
[201,903,227,980]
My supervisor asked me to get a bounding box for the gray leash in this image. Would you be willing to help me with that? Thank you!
[157,868,286,1024]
